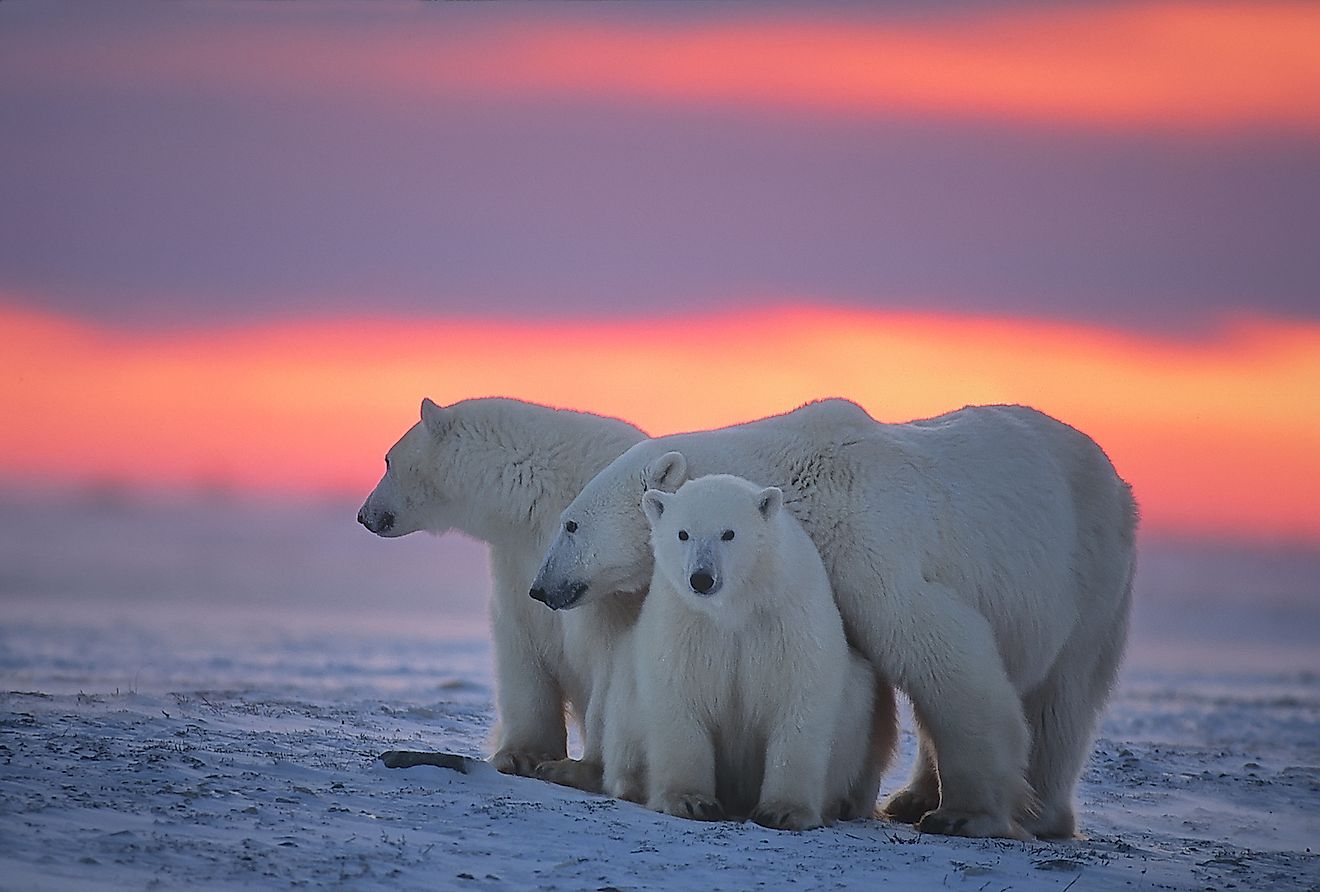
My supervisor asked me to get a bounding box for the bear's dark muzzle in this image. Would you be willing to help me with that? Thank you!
[529,581,588,610]
[359,509,394,534]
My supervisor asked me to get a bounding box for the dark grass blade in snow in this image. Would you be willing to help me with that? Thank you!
[379,750,476,773]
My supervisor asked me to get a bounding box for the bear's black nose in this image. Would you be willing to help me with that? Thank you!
[357,510,367,525]
[689,571,715,594]
[529,587,548,604]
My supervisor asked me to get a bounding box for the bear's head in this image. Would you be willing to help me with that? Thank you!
[357,397,465,538]
[529,447,690,610]
[641,474,783,619]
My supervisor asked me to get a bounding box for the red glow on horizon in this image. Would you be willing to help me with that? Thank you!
[2,303,1318,547]
[12,3,1320,133]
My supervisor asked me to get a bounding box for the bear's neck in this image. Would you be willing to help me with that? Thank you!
[448,421,636,546]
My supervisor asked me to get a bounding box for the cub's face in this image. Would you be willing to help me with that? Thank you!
[642,475,783,616]
[357,398,460,538]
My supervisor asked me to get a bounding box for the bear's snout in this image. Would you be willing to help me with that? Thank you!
[689,570,717,595]
[530,581,589,610]
[358,509,394,534]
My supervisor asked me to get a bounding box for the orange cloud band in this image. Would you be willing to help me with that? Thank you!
[2,303,1317,546]
[10,3,1320,132]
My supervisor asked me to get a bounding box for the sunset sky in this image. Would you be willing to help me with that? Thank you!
[1,1,1318,547]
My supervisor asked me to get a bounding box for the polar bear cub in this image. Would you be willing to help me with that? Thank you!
[626,474,876,830]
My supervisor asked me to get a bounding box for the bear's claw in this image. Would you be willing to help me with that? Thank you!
[490,749,559,777]
[652,792,726,822]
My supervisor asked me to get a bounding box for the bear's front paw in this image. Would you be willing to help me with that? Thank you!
[490,748,557,777]
[881,787,940,824]
[752,801,824,832]
[650,792,726,822]
[918,808,1030,841]
[534,758,603,793]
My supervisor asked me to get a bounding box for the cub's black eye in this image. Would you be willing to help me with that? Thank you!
[678,530,689,541]
[721,530,735,541]
[384,456,391,470]
[565,520,578,534]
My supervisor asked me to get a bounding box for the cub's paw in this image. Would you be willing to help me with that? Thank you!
[752,801,824,832]
[881,787,939,825]
[650,792,726,822]
[534,758,603,794]
[918,808,1030,841]
[490,749,557,777]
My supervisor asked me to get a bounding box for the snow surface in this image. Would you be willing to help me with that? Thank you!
[1,489,1317,890]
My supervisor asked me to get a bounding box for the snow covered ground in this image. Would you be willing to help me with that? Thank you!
[2,489,1317,890]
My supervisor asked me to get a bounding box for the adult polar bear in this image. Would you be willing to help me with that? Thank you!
[358,397,645,779]
[531,399,1136,840]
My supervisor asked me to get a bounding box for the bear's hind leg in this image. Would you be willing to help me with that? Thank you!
[875,583,1032,840]
[881,721,939,824]
[1022,596,1130,839]
[840,677,898,821]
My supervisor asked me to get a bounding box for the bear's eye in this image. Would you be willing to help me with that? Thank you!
[565,520,578,534]
[678,530,689,541]
[721,530,735,541]
[384,456,391,471]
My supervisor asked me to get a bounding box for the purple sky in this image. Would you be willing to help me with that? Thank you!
[1,1,1317,333]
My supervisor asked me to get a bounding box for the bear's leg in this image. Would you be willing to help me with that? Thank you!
[602,670,648,804]
[645,710,723,822]
[840,672,898,821]
[755,703,836,831]
[604,734,647,806]
[489,608,567,776]
[1022,600,1129,839]
[536,670,612,793]
[880,721,940,824]
[871,583,1032,840]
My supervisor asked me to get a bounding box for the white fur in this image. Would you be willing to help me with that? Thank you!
[534,399,1137,839]
[358,397,646,779]
[604,475,885,830]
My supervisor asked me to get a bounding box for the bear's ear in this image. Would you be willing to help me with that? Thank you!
[756,486,783,520]
[641,489,670,527]
[420,398,453,438]
[644,451,689,492]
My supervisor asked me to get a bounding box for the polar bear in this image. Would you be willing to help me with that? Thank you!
[603,474,887,830]
[358,397,646,779]
[531,399,1137,840]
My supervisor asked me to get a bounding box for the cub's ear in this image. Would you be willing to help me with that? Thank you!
[644,451,689,492]
[756,486,783,520]
[420,398,453,437]
[641,489,671,527]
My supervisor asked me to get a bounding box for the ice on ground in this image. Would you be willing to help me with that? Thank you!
[1,489,1317,890]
